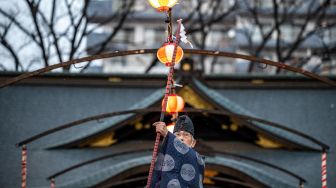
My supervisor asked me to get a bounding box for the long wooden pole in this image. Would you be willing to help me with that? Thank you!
[146,19,183,188]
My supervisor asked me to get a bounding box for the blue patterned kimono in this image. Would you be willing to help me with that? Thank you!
[150,132,205,188]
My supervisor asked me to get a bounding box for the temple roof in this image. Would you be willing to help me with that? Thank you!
[45,77,327,150]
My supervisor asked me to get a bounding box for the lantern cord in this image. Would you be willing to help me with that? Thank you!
[146,19,183,188]
[169,79,175,94]
[50,179,55,188]
[172,80,176,94]
[21,145,27,188]
[321,150,327,188]
[166,8,173,42]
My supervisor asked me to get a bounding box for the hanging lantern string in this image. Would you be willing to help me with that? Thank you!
[321,149,327,188]
[146,19,183,188]
[167,9,173,42]
[21,145,27,188]
[50,178,55,188]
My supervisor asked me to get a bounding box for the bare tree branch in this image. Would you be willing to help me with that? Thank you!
[37,2,63,68]
[0,0,334,75]
[81,0,135,72]
[283,0,330,59]
[0,22,22,71]
[0,8,38,43]
[273,0,282,63]
[25,0,50,67]
[244,0,333,73]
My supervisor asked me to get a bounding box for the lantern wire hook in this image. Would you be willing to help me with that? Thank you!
[166,8,173,42]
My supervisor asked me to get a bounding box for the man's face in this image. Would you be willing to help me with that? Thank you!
[174,130,196,148]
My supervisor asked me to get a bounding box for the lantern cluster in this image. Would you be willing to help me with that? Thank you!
[162,94,184,114]
[148,0,179,12]
[148,0,184,66]
[149,0,185,113]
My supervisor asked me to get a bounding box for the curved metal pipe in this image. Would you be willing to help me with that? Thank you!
[215,151,306,183]
[15,108,156,147]
[46,149,306,185]
[47,149,152,180]
[100,176,148,188]
[101,176,260,188]
[208,176,263,188]
[1,49,336,88]
[16,107,329,151]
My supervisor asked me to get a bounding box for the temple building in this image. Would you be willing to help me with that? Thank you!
[0,65,335,187]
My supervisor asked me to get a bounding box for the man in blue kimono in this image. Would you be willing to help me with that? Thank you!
[151,115,205,188]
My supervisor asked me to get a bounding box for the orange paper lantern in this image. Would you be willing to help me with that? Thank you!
[162,94,185,114]
[148,0,179,12]
[157,43,184,66]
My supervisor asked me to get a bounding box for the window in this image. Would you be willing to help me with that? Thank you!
[114,28,134,43]
[144,28,165,47]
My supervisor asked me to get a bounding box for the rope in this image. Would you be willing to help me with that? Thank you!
[146,19,183,188]
[21,145,27,188]
[321,151,327,188]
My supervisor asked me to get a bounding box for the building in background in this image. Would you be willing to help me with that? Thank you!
[1,1,336,188]
[86,0,336,75]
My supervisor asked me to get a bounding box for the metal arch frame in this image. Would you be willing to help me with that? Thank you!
[46,148,306,186]
[47,150,152,180]
[16,107,330,151]
[214,151,306,184]
[1,49,336,88]
[100,175,260,188]
[99,175,262,188]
